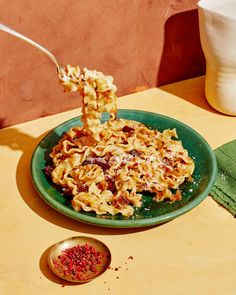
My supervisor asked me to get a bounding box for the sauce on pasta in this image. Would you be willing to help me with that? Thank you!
[46,66,195,217]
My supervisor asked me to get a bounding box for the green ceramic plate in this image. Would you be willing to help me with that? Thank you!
[30,110,217,228]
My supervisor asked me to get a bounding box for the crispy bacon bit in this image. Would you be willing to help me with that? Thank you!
[105,176,117,193]
[74,128,88,139]
[163,157,172,166]
[65,143,75,151]
[161,165,172,173]
[122,126,134,133]
[129,149,142,157]
[58,154,67,161]
[77,183,89,192]
[112,193,130,208]
[82,157,111,171]
[103,152,113,162]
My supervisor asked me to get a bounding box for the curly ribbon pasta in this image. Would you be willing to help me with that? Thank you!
[47,66,195,217]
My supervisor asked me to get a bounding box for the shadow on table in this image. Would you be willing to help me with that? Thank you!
[160,76,221,114]
[0,126,161,236]
[156,9,223,115]
[157,9,205,87]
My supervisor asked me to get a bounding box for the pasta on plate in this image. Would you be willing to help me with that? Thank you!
[45,66,195,217]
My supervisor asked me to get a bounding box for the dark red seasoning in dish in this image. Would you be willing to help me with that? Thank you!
[52,243,103,281]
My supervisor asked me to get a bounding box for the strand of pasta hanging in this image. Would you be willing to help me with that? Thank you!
[59,65,117,141]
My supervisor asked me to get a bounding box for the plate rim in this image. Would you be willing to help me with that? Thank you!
[30,109,218,228]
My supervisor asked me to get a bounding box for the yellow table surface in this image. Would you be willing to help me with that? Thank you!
[1,76,235,295]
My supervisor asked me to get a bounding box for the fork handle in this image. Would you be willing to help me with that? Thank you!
[0,23,60,69]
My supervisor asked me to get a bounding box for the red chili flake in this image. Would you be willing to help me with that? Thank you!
[114,267,119,271]
[128,256,134,260]
[53,243,103,281]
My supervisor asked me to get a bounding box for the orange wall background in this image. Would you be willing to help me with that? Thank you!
[0,0,205,128]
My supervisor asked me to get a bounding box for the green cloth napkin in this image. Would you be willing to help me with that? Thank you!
[210,139,236,217]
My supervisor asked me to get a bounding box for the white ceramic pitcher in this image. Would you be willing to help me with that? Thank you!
[198,0,236,115]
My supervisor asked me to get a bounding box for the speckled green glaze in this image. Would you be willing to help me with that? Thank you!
[30,110,217,228]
